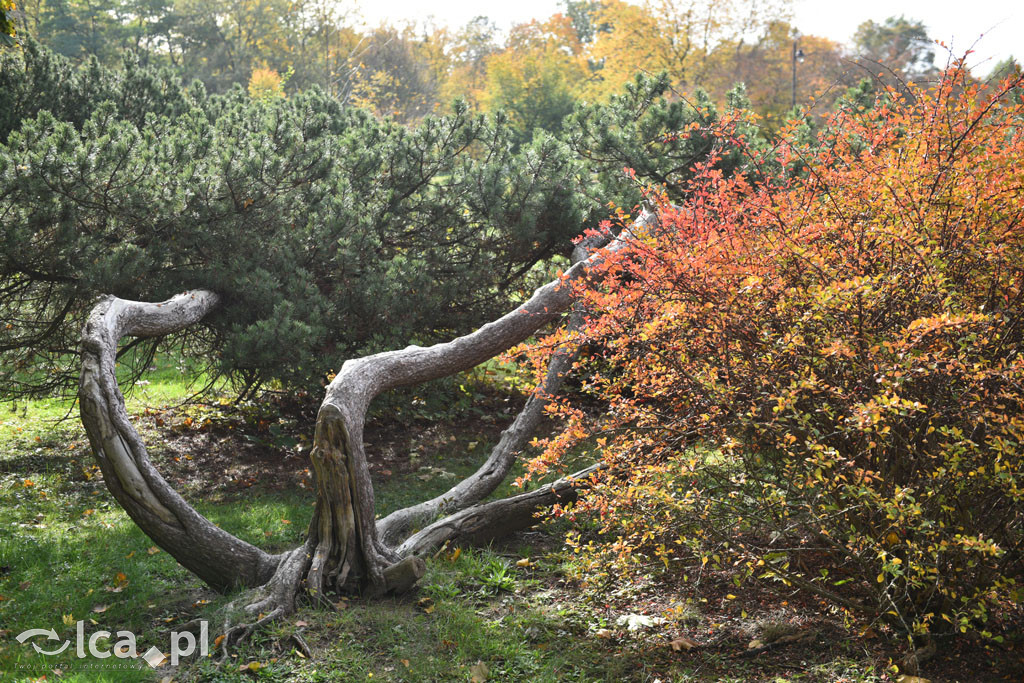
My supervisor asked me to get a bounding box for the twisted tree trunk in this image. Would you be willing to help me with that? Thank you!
[77,213,652,633]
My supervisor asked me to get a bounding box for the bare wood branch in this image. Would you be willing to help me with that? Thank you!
[78,291,282,591]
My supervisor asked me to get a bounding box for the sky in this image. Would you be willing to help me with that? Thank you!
[355,0,1021,75]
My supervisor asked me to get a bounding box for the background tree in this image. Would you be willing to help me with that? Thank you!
[852,15,937,79]
[1,0,17,43]
[478,16,588,139]
[703,20,847,124]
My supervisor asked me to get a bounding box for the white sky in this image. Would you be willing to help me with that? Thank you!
[355,0,1021,76]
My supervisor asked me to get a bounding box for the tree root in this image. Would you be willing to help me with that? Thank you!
[214,541,424,661]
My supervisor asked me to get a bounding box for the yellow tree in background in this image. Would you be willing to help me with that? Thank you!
[704,21,847,124]
[479,16,589,135]
[581,0,793,101]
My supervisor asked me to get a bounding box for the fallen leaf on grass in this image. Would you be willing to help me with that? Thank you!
[62,613,75,626]
[294,620,308,627]
[239,661,264,672]
[147,546,161,555]
[19,581,31,590]
[470,661,489,682]
[594,629,614,639]
[668,636,698,651]
[515,558,532,568]
[92,605,108,614]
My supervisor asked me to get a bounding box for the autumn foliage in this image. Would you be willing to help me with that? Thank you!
[522,66,1024,639]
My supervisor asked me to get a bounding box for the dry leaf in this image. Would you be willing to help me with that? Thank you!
[594,628,614,639]
[92,605,108,614]
[669,636,698,651]
[213,634,226,648]
[515,558,531,568]
[896,677,931,683]
[19,580,31,590]
[469,661,489,682]
[147,546,161,555]
[294,620,309,627]
[62,613,75,626]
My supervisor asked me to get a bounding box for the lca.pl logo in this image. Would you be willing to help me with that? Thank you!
[16,620,210,668]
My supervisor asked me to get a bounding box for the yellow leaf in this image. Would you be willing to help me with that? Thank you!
[62,613,75,626]
[147,546,161,555]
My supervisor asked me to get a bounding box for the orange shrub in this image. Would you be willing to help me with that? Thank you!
[521,67,1024,640]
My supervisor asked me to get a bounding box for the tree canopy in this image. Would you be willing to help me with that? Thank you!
[0,41,763,399]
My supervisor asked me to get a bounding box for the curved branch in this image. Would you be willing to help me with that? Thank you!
[78,291,281,591]
[375,236,610,546]
[395,464,602,557]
